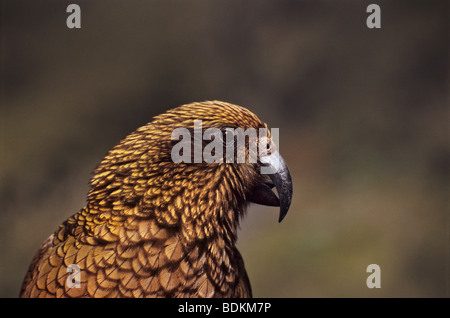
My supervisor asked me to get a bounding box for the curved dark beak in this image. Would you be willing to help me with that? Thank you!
[248,152,293,222]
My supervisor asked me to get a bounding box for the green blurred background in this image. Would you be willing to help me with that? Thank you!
[0,0,448,297]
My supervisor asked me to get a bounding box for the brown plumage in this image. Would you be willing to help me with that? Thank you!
[20,101,292,298]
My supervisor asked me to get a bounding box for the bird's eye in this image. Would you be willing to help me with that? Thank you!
[260,137,272,154]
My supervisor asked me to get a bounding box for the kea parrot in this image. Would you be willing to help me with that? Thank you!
[20,101,293,298]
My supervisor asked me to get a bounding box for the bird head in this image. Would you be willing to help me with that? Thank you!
[89,101,293,242]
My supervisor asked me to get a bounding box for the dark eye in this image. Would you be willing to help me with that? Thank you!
[261,137,272,154]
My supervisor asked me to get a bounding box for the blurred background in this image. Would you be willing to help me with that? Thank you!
[0,0,448,297]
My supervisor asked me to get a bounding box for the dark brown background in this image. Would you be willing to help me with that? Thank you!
[1,0,448,297]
